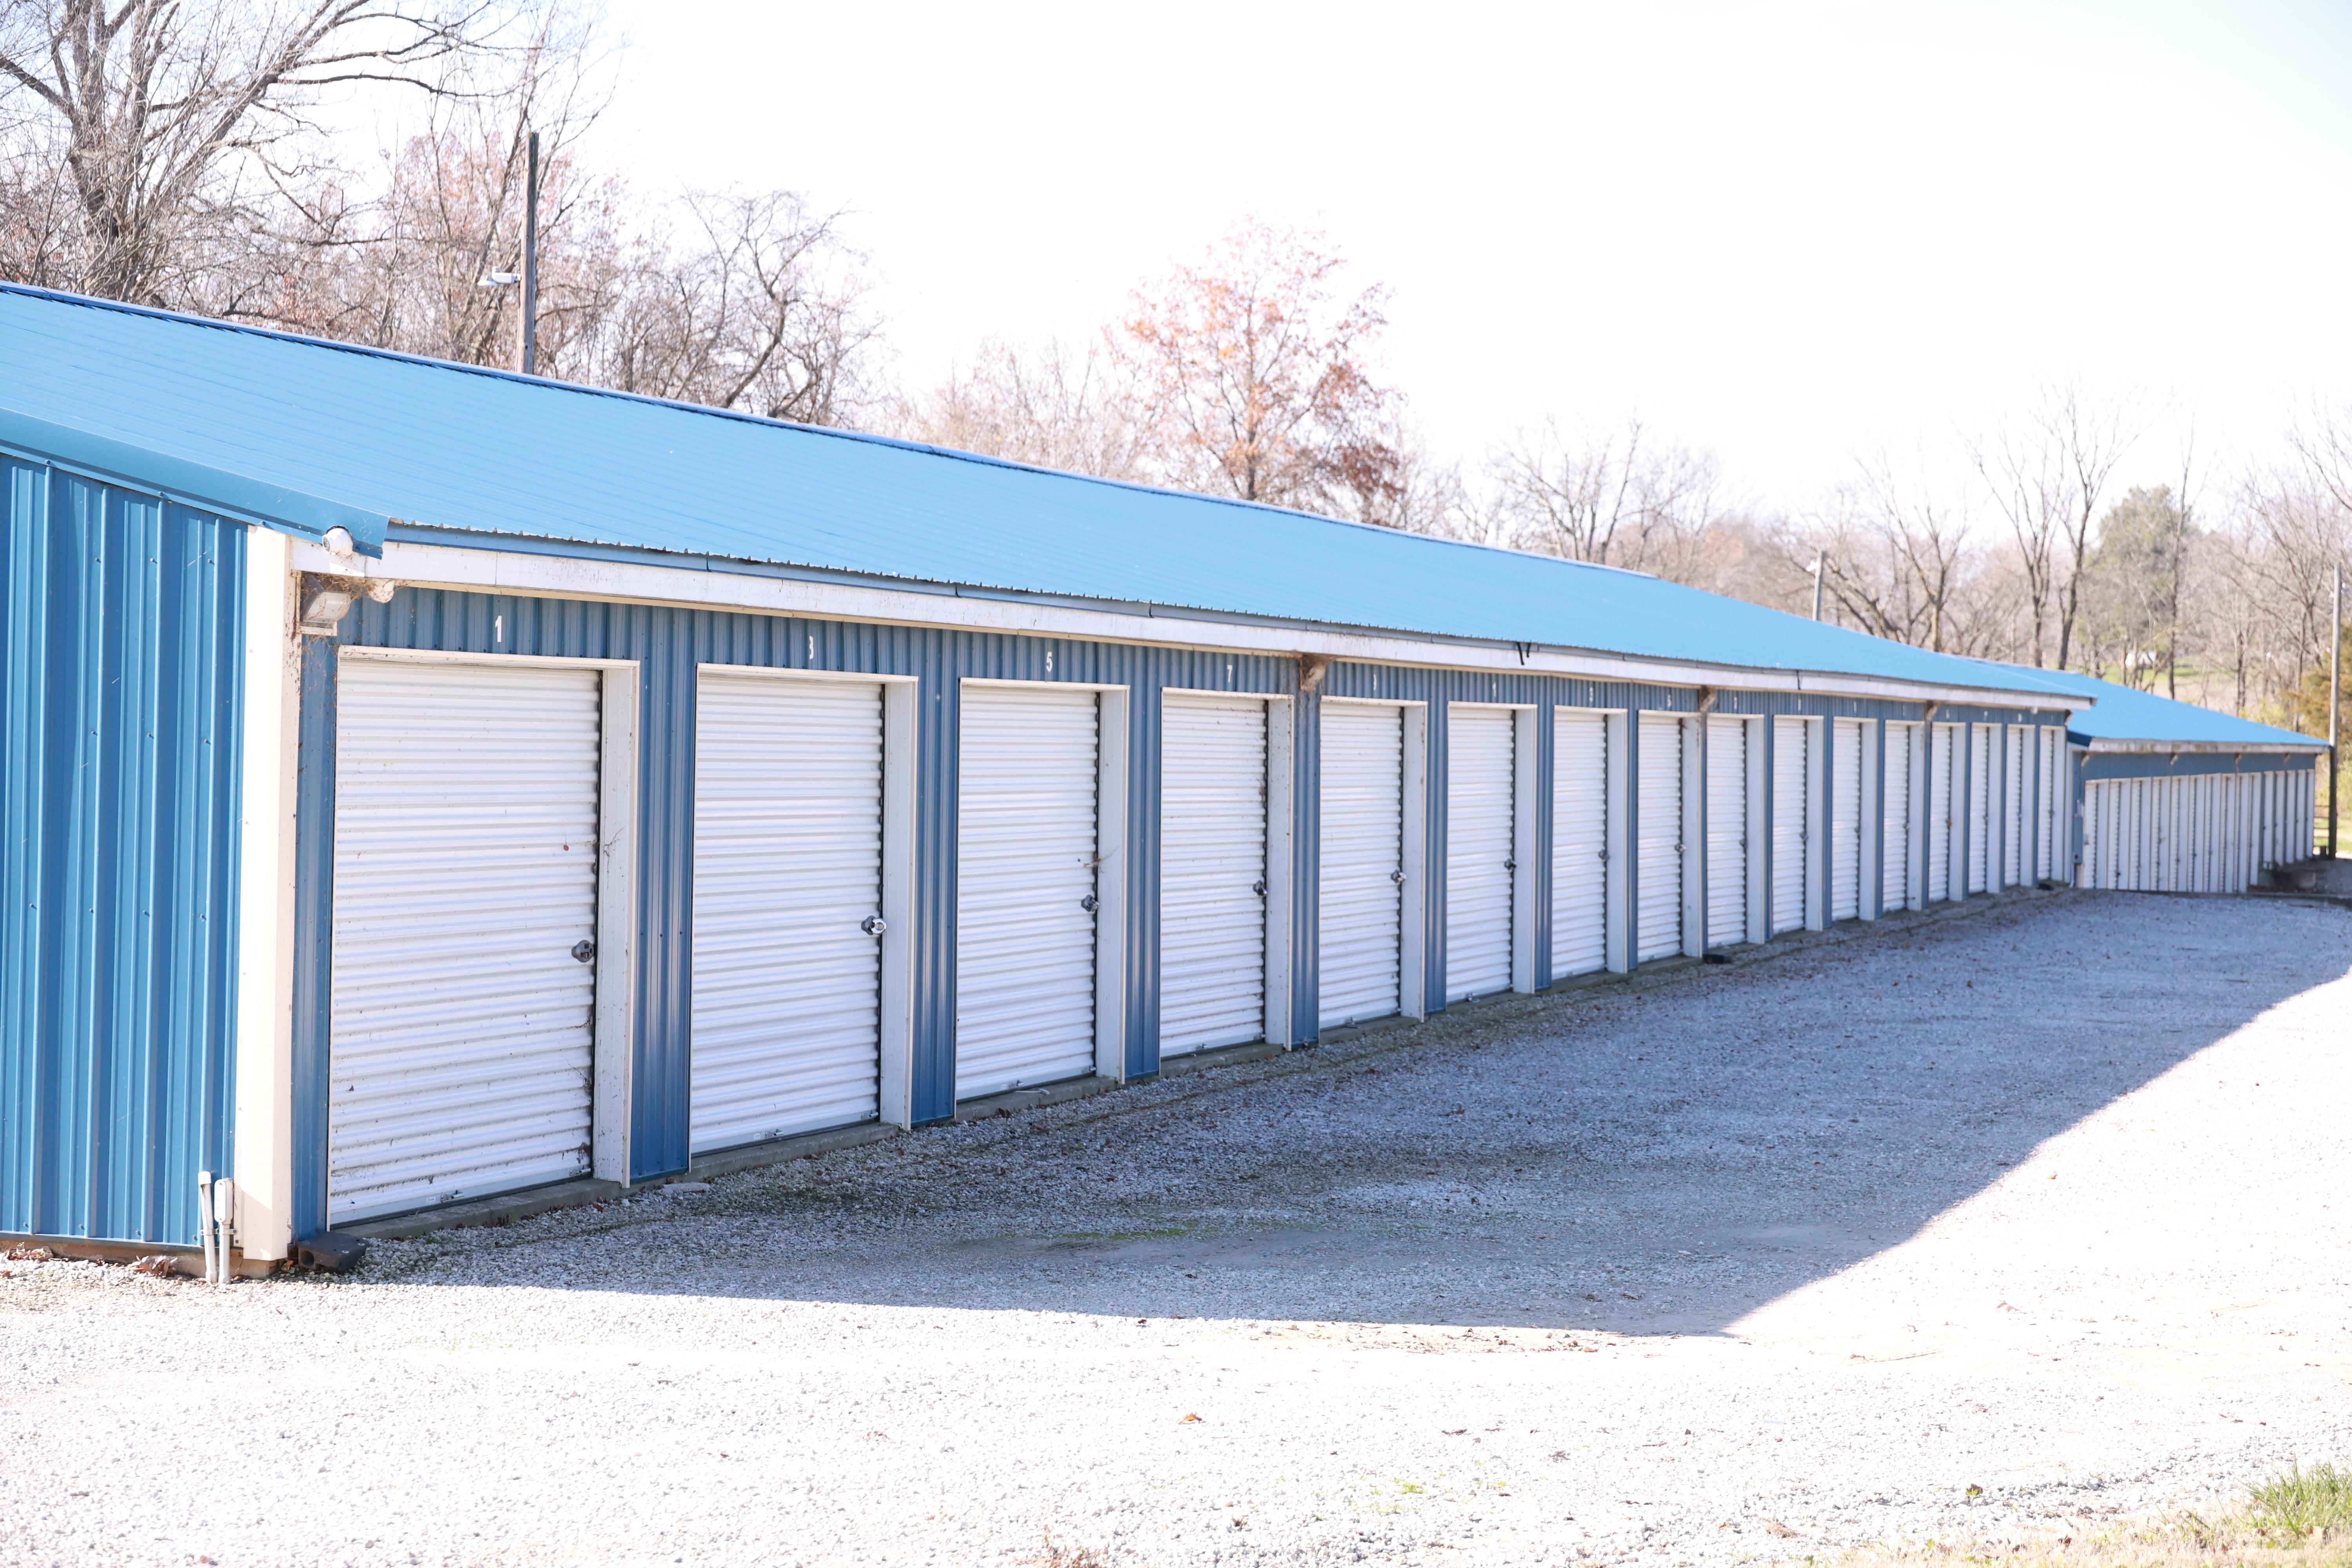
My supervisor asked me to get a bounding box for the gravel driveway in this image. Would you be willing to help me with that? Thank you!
[6,890,2348,1568]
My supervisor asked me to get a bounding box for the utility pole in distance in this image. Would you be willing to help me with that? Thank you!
[2332,563,2342,858]
[1811,554,1825,621]
[519,129,540,376]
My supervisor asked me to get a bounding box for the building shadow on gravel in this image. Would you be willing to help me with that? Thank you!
[393,896,2352,1338]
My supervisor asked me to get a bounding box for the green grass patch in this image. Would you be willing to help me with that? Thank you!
[2241,1466,2352,1542]
[1818,1465,2352,1568]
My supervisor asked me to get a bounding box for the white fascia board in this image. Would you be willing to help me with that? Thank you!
[289,536,2082,711]
[2084,737,2327,756]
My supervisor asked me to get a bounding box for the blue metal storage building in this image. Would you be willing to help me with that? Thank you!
[1970,664,2325,890]
[1,285,2110,1262]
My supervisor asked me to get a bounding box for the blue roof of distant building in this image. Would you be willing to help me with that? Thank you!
[1971,662,2322,749]
[0,285,2076,700]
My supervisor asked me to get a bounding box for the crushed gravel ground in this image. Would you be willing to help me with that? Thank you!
[5,890,2349,1568]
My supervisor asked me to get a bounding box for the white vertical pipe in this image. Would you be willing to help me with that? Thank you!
[212,1178,237,1285]
[196,1171,216,1285]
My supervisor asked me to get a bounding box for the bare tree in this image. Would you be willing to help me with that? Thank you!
[570,189,879,424]
[892,336,1147,480]
[1805,453,1980,653]
[1345,414,1470,534]
[1116,217,1399,514]
[184,52,882,426]
[0,0,557,308]
[1969,417,2065,666]
[2047,387,2140,670]
[1484,416,1719,567]
[1967,385,2140,670]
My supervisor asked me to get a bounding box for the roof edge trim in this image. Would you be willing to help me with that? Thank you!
[2079,735,2327,756]
[341,530,2089,711]
[0,404,390,553]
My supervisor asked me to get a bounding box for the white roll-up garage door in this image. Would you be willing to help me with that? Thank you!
[1445,706,1516,1002]
[2230,776,2245,885]
[1705,717,1748,948]
[1320,702,1406,1028]
[1830,719,1864,921]
[1635,714,1683,963]
[1769,717,1808,936]
[956,684,1100,1099]
[690,673,884,1156]
[2083,780,2110,886]
[2038,728,2064,880]
[1161,693,1270,1056]
[329,659,604,1225]
[1926,724,1956,902]
[1553,709,1609,978]
[1882,721,1915,910]
[1967,724,1994,893]
[2002,726,2027,887]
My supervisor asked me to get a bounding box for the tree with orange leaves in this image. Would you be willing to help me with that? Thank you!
[1117,218,1402,520]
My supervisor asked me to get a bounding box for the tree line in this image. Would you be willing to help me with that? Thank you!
[2,0,2342,741]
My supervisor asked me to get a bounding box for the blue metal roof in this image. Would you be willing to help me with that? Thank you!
[0,285,2073,699]
[1968,661,2323,748]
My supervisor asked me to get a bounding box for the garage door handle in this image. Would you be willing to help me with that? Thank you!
[1503,858,1516,871]
[571,939,597,964]
[1390,870,1406,886]
[1252,878,1267,896]
[1080,893,1099,913]
[860,915,887,937]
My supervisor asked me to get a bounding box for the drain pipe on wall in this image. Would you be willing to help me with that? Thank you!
[196,1171,216,1283]
[211,1177,236,1285]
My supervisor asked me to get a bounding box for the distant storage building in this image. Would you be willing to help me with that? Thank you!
[1988,667,2327,893]
[0,287,2321,1261]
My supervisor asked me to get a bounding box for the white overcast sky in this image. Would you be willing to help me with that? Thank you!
[573,0,2352,506]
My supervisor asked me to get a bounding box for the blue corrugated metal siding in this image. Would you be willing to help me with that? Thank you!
[297,589,1292,1209]
[0,458,241,1244]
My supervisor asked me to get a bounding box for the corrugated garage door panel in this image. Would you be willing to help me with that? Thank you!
[2038,728,2065,880]
[1967,724,1994,894]
[1830,719,1864,921]
[329,660,602,1225]
[1882,722,1915,909]
[1319,703,1405,1029]
[1445,707,1515,1001]
[1769,717,1807,935]
[956,685,1100,1100]
[1161,694,1269,1056]
[2003,726,2028,887]
[1926,724,1956,902]
[1635,714,1683,962]
[2098,780,2117,888]
[690,673,884,1156]
[1552,710,1608,977]
[1705,717,1747,948]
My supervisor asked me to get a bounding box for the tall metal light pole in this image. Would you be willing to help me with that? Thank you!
[518,129,540,376]
[2331,562,2342,858]
[1811,554,1825,621]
